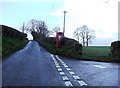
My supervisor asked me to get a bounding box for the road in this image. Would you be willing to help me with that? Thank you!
[1,40,120,87]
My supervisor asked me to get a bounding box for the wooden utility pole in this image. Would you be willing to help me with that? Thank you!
[63,11,67,36]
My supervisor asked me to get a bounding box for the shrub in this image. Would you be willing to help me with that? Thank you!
[2,25,27,40]
[110,41,120,58]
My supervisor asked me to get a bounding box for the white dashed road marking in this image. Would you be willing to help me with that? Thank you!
[63,65,68,68]
[59,72,65,75]
[56,65,60,68]
[55,55,88,86]
[51,54,88,86]
[57,68,62,71]
[62,76,69,81]
[93,65,106,68]
[78,80,87,86]
[65,81,73,86]
[66,68,72,71]
[73,75,81,80]
[69,71,75,75]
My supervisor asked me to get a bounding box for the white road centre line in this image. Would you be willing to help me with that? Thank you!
[73,75,81,80]
[93,65,106,69]
[61,62,65,64]
[57,68,62,71]
[62,63,67,66]
[59,72,65,75]
[56,65,60,68]
[55,55,61,60]
[63,65,68,68]
[69,71,75,75]
[54,63,59,66]
[54,55,88,86]
[78,80,87,86]
[65,81,73,86]
[62,76,69,81]
[66,68,72,71]
[51,54,74,86]
[51,54,56,61]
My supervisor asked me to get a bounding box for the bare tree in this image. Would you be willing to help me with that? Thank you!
[53,26,61,33]
[23,19,50,37]
[74,28,80,43]
[86,29,95,46]
[51,26,61,36]
[74,25,95,46]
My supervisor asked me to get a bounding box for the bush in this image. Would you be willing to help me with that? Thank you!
[63,37,82,55]
[2,25,27,40]
[37,37,82,59]
[2,36,28,59]
[110,41,120,58]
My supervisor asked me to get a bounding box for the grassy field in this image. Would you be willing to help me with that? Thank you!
[2,36,28,60]
[81,46,119,62]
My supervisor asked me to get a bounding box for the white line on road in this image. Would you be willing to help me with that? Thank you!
[65,81,73,86]
[62,76,69,81]
[78,80,87,86]
[66,68,72,71]
[73,75,81,80]
[51,54,73,86]
[69,71,75,75]
[93,65,106,69]
[63,65,68,68]
[56,65,60,68]
[55,55,88,86]
[57,68,63,72]
[59,72,65,75]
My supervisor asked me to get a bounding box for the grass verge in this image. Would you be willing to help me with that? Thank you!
[81,46,115,62]
[2,36,28,60]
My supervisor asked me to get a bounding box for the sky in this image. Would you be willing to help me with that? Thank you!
[0,0,120,46]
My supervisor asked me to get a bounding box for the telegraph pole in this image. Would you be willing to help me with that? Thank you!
[63,11,67,36]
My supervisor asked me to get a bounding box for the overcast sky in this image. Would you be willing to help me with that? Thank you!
[0,0,119,45]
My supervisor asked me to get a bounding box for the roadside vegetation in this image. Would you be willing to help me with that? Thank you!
[19,19,119,63]
[2,36,28,60]
[37,38,119,63]
[2,25,28,60]
[81,46,113,62]
[37,37,82,59]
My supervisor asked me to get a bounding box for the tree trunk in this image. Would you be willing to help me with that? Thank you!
[86,39,88,46]
[83,37,85,46]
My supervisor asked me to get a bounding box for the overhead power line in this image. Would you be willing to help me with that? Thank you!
[49,0,56,15]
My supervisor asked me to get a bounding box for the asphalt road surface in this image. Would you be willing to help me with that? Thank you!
[1,40,120,87]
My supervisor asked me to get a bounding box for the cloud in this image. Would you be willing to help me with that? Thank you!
[61,0,118,41]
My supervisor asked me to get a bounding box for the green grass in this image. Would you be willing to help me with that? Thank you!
[82,46,110,57]
[2,36,28,60]
[37,39,81,59]
[81,46,119,62]
[37,38,119,63]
